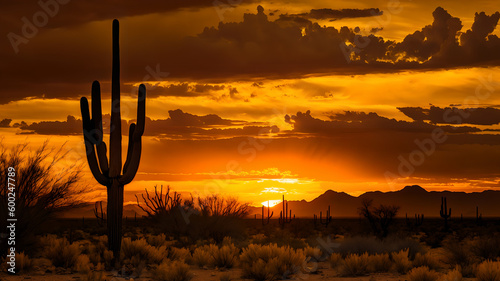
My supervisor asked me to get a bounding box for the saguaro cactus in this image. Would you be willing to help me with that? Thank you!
[80,19,146,259]
[279,195,294,228]
[262,201,274,225]
[440,197,451,230]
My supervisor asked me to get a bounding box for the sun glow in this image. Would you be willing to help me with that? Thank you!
[261,200,282,207]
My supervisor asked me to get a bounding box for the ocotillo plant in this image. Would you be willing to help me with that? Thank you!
[262,201,274,225]
[279,195,294,228]
[440,197,451,230]
[80,19,146,259]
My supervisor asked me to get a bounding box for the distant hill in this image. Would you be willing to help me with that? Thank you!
[248,185,500,218]
[60,185,500,218]
[59,202,146,219]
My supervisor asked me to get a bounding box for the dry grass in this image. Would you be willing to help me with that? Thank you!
[329,253,343,269]
[41,235,81,268]
[407,266,439,281]
[121,237,166,265]
[74,254,92,273]
[476,260,500,281]
[239,244,306,280]
[153,260,193,281]
[212,244,239,269]
[413,252,442,271]
[339,253,369,276]
[15,252,32,273]
[192,247,214,268]
[440,266,463,281]
[367,253,392,273]
[392,248,413,274]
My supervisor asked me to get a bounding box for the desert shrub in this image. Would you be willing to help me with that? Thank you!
[192,246,214,267]
[251,234,267,245]
[42,236,80,268]
[442,238,475,276]
[212,244,239,269]
[335,235,422,257]
[440,266,462,281]
[147,233,168,248]
[15,252,32,273]
[240,244,306,280]
[413,252,441,271]
[0,141,85,256]
[329,253,343,269]
[476,260,500,281]
[121,237,166,265]
[339,253,369,276]
[358,199,400,238]
[367,253,392,273]
[407,266,439,281]
[169,247,192,264]
[153,260,193,281]
[472,236,500,261]
[392,248,413,274]
[303,246,323,262]
[75,254,92,273]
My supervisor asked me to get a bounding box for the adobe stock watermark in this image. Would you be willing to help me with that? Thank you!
[7,0,71,54]
[384,73,499,188]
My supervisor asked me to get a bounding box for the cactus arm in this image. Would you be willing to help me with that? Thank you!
[122,123,135,174]
[91,80,109,175]
[80,97,109,186]
[109,19,122,178]
[120,124,142,185]
[133,84,146,140]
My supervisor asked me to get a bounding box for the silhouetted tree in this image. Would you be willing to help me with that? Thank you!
[358,198,400,238]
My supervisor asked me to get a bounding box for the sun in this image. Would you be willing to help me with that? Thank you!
[261,199,281,208]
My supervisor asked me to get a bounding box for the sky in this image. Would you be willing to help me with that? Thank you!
[1,0,500,206]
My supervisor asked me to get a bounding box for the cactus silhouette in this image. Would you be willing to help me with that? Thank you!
[476,206,482,225]
[279,195,294,228]
[94,201,106,227]
[315,205,332,227]
[439,196,451,230]
[80,19,146,260]
[262,201,274,225]
[415,213,424,227]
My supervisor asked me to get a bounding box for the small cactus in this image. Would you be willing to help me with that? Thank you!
[279,195,294,228]
[262,201,274,225]
[440,197,451,230]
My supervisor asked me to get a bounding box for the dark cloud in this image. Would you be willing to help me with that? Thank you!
[20,115,81,135]
[285,110,481,135]
[290,8,383,21]
[392,8,500,66]
[1,0,258,29]
[147,83,226,98]
[1,6,500,103]
[17,109,278,138]
[398,106,500,125]
[0,119,12,127]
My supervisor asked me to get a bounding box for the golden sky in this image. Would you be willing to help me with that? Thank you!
[1,0,500,206]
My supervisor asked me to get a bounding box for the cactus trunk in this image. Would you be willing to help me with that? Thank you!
[107,179,124,258]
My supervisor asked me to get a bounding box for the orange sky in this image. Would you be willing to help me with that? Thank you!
[1,0,500,206]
